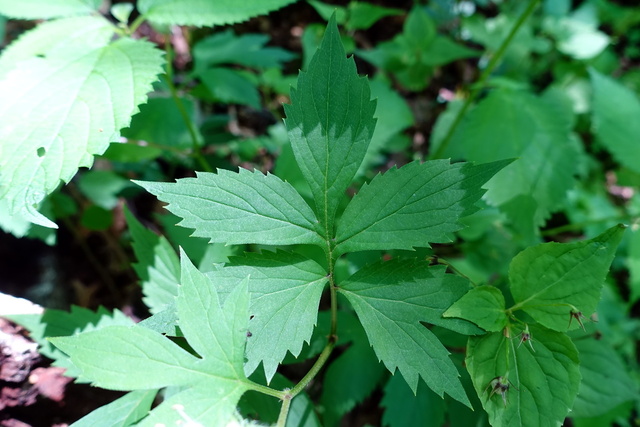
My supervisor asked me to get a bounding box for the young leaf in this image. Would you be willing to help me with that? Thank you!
[0,16,163,228]
[590,69,640,174]
[509,225,625,331]
[570,337,638,418]
[125,208,180,314]
[466,325,581,427]
[138,0,297,27]
[51,255,253,425]
[136,168,324,247]
[339,259,474,406]
[207,251,328,381]
[0,0,100,19]
[284,15,377,236]
[444,285,508,332]
[70,390,157,427]
[335,159,510,254]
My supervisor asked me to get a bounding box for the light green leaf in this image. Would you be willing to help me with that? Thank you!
[51,255,253,425]
[466,325,581,427]
[284,15,377,235]
[70,390,157,427]
[78,171,131,210]
[0,0,100,19]
[207,251,328,381]
[335,159,509,254]
[125,208,180,313]
[7,306,134,381]
[339,259,474,406]
[136,168,323,247]
[570,337,638,418]
[138,0,298,27]
[444,285,508,332]
[591,69,640,174]
[0,16,163,228]
[451,89,580,234]
[381,372,446,427]
[510,225,625,331]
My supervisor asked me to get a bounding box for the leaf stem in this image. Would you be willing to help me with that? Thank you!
[541,215,632,236]
[128,14,146,35]
[162,41,212,173]
[275,394,292,427]
[247,382,286,400]
[429,0,541,160]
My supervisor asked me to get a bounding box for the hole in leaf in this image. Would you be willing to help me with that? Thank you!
[35,53,45,58]
[37,147,46,157]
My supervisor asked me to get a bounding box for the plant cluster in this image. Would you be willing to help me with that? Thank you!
[0,1,639,426]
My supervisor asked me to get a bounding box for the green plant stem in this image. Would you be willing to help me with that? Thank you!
[276,395,292,427]
[128,14,146,35]
[162,42,212,173]
[247,382,286,400]
[429,0,541,160]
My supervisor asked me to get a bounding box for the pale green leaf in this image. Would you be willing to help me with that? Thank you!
[381,372,446,427]
[444,285,508,332]
[136,168,324,246]
[335,159,509,254]
[590,69,640,174]
[571,337,638,418]
[510,225,625,331]
[284,15,377,235]
[339,259,474,406]
[466,325,581,427]
[50,325,203,390]
[0,0,100,19]
[51,255,253,425]
[70,390,158,427]
[125,208,180,313]
[0,16,163,228]
[138,0,298,27]
[451,89,580,233]
[207,251,328,381]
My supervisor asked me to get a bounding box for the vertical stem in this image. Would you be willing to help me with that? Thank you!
[276,395,292,427]
[429,0,541,160]
[162,40,213,173]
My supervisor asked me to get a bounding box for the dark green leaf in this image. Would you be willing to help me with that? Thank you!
[444,285,508,332]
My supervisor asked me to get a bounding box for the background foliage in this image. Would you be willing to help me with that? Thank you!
[0,0,639,426]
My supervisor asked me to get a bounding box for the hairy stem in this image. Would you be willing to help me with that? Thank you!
[429,0,541,160]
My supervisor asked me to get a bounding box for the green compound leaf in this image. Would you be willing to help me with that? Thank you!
[51,255,252,426]
[571,337,638,418]
[335,159,510,254]
[70,390,157,427]
[590,69,640,174]
[0,16,163,228]
[0,0,100,19]
[125,208,180,314]
[136,168,323,247]
[466,325,581,427]
[444,285,508,332]
[284,15,377,236]
[510,225,625,331]
[339,259,476,407]
[207,251,328,382]
[138,0,298,27]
